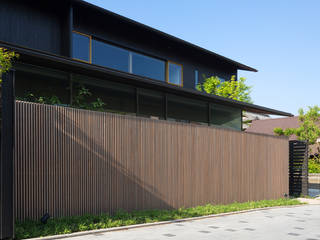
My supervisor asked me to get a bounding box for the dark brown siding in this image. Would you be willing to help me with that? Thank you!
[14,101,289,221]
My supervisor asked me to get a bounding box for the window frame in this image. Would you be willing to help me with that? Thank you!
[166,61,183,87]
[72,31,184,87]
[72,31,92,64]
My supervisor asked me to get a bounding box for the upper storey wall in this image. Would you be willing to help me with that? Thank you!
[0,0,71,56]
[0,0,237,90]
[73,5,237,89]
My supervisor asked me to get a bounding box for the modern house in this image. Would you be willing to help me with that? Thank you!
[0,2,295,239]
[0,0,292,132]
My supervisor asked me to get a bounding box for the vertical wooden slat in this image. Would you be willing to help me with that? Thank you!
[14,101,289,221]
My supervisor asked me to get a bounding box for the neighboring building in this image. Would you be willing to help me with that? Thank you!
[242,112,271,130]
[0,0,292,130]
[246,116,299,140]
[246,116,320,155]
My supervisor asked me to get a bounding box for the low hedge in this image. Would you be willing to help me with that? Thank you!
[15,198,302,239]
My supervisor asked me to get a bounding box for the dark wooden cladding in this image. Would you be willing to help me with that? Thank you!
[0,71,15,239]
[289,140,308,196]
[14,101,289,221]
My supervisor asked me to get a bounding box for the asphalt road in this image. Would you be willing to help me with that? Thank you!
[64,204,320,240]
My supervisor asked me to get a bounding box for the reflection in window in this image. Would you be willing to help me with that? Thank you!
[167,94,207,123]
[72,32,91,62]
[92,40,129,73]
[72,75,136,114]
[138,89,164,119]
[132,53,165,81]
[168,62,183,86]
[210,103,242,130]
[195,70,199,88]
[15,63,70,104]
[73,32,184,86]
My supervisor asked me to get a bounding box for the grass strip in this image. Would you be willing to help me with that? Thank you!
[16,198,302,239]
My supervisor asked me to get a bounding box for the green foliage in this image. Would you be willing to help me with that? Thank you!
[197,75,252,103]
[15,198,302,239]
[0,48,19,83]
[91,98,105,112]
[71,85,106,111]
[72,85,92,109]
[17,85,107,112]
[273,106,320,145]
[309,157,320,173]
[273,127,284,136]
[17,92,62,105]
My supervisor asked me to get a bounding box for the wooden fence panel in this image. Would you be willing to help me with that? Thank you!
[14,101,289,221]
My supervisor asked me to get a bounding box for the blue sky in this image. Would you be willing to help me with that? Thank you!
[86,0,320,116]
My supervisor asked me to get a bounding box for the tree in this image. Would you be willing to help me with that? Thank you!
[274,106,320,145]
[196,75,252,103]
[0,48,18,83]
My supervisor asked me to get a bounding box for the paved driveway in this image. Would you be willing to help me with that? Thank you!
[65,205,320,240]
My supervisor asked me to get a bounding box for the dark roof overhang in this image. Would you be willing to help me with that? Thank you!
[69,0,257,72]
[1,41,291,117]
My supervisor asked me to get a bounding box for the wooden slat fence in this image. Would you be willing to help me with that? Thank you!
[14,101,289,221]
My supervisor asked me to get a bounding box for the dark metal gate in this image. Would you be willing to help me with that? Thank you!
[289,140,309,196]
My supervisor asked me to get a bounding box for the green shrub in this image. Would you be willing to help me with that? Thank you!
[15,198,302,239]
[309,158,320,173]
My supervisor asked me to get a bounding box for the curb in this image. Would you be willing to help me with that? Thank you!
[25,204,310,240]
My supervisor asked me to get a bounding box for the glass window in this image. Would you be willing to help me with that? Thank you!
[72,75,135,114]
[167,62,183,86]
[92,39,129,72]
[72,32,182,83]
[138,89,164,119]
[15,63,70,104]
[167,94,207,123]
[210,103,242,130]
[132,53,165,81]
[195,70,199,88]
[72,32,91,62]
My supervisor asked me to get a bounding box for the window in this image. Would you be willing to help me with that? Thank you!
[132,53,165,81]
[195,70,199,88]
[73,32,167,81]
[167,62,183,86]
[72,32,182,86]
[210,103,242,130]
[15,63,70,104]
[138,89,164,119]
[92,39,130,73]
[72,75,136,114]
[72,32,91,63]
[167,94,207,123]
